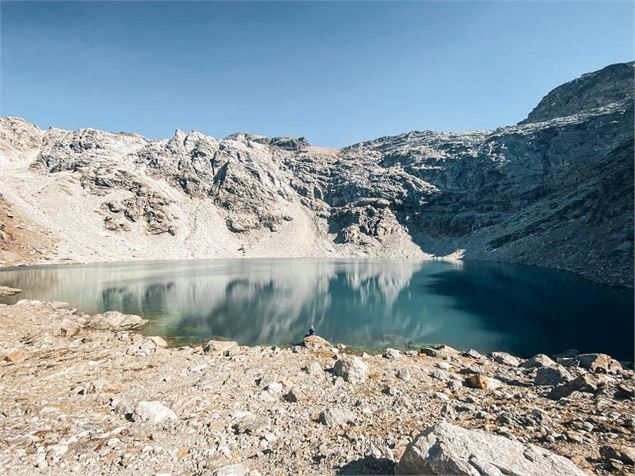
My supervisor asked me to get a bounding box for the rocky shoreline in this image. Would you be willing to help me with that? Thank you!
[0,300,633,475]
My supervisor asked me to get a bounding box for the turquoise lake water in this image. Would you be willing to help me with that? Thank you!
[0,259,632,359]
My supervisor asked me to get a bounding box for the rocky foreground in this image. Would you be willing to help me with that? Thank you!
[0,300,633,475]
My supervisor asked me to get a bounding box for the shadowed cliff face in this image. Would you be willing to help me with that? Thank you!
[0,61,633,287]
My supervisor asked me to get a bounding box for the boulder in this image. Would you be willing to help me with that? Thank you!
[303,335,332,352]
[395,422,585,475]
[87,311,147,331]
[521,354,556,368]
[575,353,622,374]
[0,285,22,296]
[133,401,177,424]
[534,365,573,386]
[333,356,368,384]
[547,374,598,400]
[490,352,521,367]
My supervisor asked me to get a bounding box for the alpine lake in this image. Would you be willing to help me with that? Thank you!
[0,258,632,360]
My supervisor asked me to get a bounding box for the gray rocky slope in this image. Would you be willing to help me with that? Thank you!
[0,61,633,287]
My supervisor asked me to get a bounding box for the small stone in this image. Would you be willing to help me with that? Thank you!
[384,386,398,396]
[396,369,411,381]
[126,338,157,357]
[419,345,458,358]
[204,340,238,356]
[431,370,450,381]
[266,382,283,394]
[614,383,635,400]
[3,350,23,362]
[464,349,482,359]
[531,408,550,422]
[176,447,189,458]
[234,415,270,434]
[147,336,168,348]
[133,401,177,424]
[333,355,368,384]
[319,407,355,427]
[435,392,450,402]
[464,374,502,390]
[212,464,247,476]
[436,362,451,370]
[304,361,323,375]
[383,348,401,359]
[284,386,305,403]
[565,431,583,443]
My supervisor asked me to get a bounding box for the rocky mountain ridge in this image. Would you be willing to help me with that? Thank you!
[0,61,633,287]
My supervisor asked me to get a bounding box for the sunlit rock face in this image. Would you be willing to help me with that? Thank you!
[0,62,632,287]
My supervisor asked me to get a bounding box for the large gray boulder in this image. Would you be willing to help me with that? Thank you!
[395,422,585,475]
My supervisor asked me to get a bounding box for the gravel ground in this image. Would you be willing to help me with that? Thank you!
[0,300,633,475]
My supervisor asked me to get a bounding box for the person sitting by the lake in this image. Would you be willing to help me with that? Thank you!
[304,325,315,338]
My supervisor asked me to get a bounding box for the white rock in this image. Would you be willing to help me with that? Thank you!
[212,464,247,476]
[333,356,368,384]
[147,336,168,348]
[88,311,147,331]
[133,401,177,424]
[319,407,355,427]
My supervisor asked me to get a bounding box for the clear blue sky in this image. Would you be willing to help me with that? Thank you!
[1,1,633,147]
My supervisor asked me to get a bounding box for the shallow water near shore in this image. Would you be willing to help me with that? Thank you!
[0,258,632,359]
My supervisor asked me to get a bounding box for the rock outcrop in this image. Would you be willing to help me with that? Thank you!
[0,61,632,287]
[395,421,586,475]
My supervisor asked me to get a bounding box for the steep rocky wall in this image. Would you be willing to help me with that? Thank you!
[0,61,632,287]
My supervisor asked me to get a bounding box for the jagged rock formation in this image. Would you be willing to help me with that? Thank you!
[0,62,632,287]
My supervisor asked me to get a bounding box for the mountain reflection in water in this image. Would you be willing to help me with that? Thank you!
[0,259,632,359]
